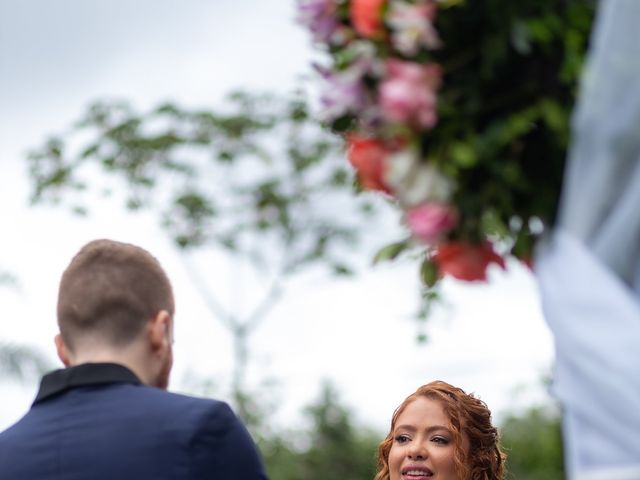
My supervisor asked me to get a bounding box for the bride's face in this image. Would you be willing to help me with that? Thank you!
[387,397,465,480]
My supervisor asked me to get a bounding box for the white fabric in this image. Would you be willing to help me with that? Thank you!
[537,232,640,478]
[557,0,640,293]
[536,1,640,478]
[576,466,640,480]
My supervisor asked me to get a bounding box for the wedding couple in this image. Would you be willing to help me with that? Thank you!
[0,239,505,480]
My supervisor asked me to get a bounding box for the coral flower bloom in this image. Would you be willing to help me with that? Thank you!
[434,242,506,281]
[347,134,391,193]
[350,0,386,38]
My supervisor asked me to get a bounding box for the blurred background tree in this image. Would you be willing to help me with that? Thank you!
[0,270,18,289]
[260,383,379,480]
[0,343,52,383]
[0,271,52,382]
[501,404,565,480]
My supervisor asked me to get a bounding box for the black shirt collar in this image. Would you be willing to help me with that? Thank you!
[34,362,142,404]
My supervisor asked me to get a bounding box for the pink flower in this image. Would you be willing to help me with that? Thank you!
[379,60,442,129]
[434,242,506,282]
[406,203,457,244]
[350,0,386,38]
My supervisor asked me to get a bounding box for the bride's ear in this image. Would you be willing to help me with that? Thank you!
[54,334,71,367]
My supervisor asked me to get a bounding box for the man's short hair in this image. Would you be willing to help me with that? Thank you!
[57,239,175,351]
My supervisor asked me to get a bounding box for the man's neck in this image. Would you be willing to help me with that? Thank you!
[68,349,154,387]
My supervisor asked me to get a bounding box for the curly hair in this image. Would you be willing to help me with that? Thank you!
[374,381,505,480]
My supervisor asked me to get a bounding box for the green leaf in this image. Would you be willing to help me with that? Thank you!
[330,115,354,133]
[416,333,429,344]
[419,258,439,288]
[72,206,88,216]
[480,209,509,238]
[332,263,353,276]
[450,141,477,168]
[81,144,100,159]
[218,150,234,162]
[373,240,410,264]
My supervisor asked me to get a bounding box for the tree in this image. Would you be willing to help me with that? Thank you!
[0,271,52,382]
[260,382,380,480]
[501,404,565,480]
[0,270,17,288]
[26,89,385,422]
[0,343,52,382]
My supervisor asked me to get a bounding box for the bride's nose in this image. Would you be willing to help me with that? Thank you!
[407,440,428,459]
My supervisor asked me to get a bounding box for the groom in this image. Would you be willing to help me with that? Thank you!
[0,239,268,479]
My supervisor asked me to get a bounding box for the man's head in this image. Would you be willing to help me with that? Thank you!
[55,239,175,388]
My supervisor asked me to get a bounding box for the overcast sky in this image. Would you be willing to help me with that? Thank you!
[0,0,555,433]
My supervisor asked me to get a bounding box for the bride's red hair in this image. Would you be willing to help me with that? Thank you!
[374,380,505,480]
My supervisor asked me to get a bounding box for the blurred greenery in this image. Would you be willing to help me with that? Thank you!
[431,0,596,243]
[0,269,18,289]
[27,90,370,272]
[0,270,51,382]
[0,343,52,382]
[501,404,565,480]
[259,383,379,480]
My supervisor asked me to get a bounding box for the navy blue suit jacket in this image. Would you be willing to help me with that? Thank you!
[0,363,268,480]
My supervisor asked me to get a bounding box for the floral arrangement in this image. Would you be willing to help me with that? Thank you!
[298,0,594,309]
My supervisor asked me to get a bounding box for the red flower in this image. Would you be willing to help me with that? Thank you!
[347,134,392,193]
[434,242,506,282]
[350,0,386,38]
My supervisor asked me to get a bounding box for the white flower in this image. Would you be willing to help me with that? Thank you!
[384,148,453,206]
[388,1,441,56]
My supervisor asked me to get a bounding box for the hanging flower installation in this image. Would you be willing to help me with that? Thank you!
[299,0,595,317]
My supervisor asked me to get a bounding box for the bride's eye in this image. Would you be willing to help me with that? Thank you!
[394,434,411,444]
[431,436,450,445]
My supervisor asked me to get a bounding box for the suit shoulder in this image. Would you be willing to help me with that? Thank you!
[149,386,227,406]
[133,387,238,424]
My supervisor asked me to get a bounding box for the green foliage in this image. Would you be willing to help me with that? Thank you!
[27,90,369,276]
[0,272,50,383]
[259,383,380,480]
[0,343,52,381]
[373,239,411,264]
[0,270,18,289]
[501,405,565,480]
[430,0,596,249]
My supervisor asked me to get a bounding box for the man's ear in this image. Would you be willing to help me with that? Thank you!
[149,310,172,352]
[54,334,72,367]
